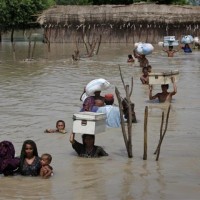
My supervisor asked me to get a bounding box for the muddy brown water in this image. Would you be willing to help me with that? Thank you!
[0,42,200,200]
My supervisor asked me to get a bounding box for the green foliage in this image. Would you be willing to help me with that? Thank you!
[148,0,189,4]
[56,0,92,4]
[0,0,55,32]
[92,0,133,4]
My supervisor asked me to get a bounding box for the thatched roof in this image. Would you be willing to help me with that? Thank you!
[37,3,200,26]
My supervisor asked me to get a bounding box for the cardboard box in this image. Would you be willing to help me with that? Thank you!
[149,70,179,85]
[73,112,106,135]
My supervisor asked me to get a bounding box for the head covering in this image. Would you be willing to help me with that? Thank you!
[0,141,20,175]
[104,94,114,101]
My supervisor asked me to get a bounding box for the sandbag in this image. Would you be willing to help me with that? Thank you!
[86,78,110,96]
[136,43,154,55]
[194,37,199,44]
[181,35,194,44]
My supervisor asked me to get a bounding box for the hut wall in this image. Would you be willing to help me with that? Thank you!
[43,21,200,43]
[38,4,200,43]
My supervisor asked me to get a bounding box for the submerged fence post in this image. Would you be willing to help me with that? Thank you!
[156,105,171,161]
[143,106,148,160]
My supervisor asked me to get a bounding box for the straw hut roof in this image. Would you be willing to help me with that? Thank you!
[37,3,200,26]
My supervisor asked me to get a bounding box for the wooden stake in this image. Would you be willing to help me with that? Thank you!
[96,34,102,55]
[31,40,36,59]
[125,85,133,158]
[154,111,164,155]
[115,87,128,152]
[143,106,148,160]
[156,105,171,161]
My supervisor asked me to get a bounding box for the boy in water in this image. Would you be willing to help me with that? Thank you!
[45,120,66,134]
[40,153,53,178]
[149,77,177,103]
[140,67,149,85]
[133,48,149,68]
[147,65,152,73]
[163,46,179,57]
[127,54,135,63]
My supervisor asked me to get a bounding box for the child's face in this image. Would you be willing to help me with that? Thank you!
[57,122,64,131]
[41,156,50,166]
[143,69,148,76]
[95,99,104,107]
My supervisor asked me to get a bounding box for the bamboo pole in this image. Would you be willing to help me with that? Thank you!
[31,39,36,59]
[143,106,148,160]
[96,34,102,55]
[12,42,16,61]
[115,87,128,152]
[156,105,171,161]
[82,34,89,54]
[125,85,133,158]
[119,65,126,91]
[154,111,164,155]
[27,40,31,59]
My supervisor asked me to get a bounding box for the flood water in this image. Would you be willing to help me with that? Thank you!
[0,41,200,200]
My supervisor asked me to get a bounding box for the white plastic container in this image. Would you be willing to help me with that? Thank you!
[73,112,106,135]
[164,36,176,42]
[149,70,179,85]
[163,40,179,47]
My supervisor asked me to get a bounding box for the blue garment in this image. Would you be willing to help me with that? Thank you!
[97,105,121,128]
[182,46,192,53]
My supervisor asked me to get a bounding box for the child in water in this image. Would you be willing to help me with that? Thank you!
[163,46,179,57]
[40,153,53,178]
[147,65,152,73]
[45,120,66,134]
[149,77,177,103]
[181,44,192,53]
[127,54,135,63]
[140,67,149,85]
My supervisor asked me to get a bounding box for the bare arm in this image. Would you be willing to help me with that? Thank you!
[133,48,139,58]
[162,48,168,52]
[40,166,52,178]
[170,77,177,96]
[43,167,52,178]
[149,85,159,100]
[69,132,75,144]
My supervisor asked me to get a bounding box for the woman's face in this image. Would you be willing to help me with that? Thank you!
[25,144,34,158]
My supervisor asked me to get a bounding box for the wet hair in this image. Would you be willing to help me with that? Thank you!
[142,67,148,73]
[41,153,52,163]
[56,120,65,129]
[104,98,114,105]
[128,54,133,59]
[161,84,169,89]
[147,65,152,69]
[82,134,95,146]
[19,140,38,170]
